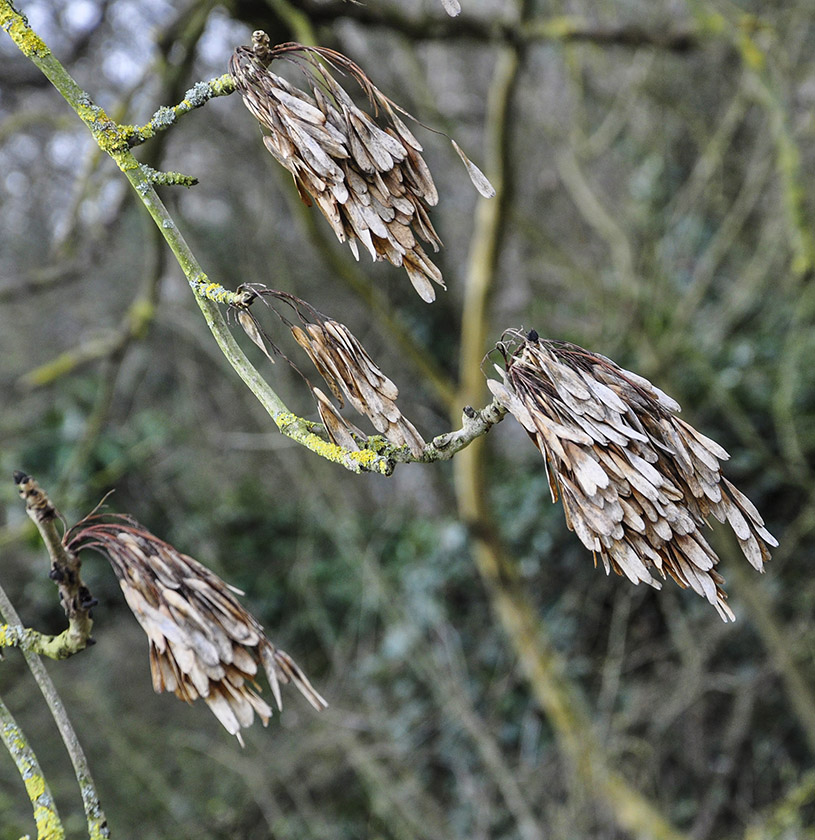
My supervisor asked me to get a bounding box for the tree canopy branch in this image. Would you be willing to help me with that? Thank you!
[294,0,701,51]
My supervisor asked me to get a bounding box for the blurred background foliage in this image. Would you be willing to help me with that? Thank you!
[1,0,814,837]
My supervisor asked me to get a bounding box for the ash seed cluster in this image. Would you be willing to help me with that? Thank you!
[229,34,447,302]
[489,330,777,620]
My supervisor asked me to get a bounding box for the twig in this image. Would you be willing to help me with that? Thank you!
[0,587,109,838]
[124,74,235,147]
[407,399,507,462]
[0,693,65,839]
[0,583,110,838]
[0,473,110,836]
[0,622,91,660]
[14,472,96,654]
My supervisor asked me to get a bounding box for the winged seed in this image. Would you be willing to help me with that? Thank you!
[229,35,490,300]
[66,517,327,741]
[488,331,776,621]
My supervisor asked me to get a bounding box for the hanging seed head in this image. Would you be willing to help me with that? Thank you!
[488,330,778,621]
[234,285,426,457]
[229,34,492,302]
[291,315,426,457]
[65,515,327,743]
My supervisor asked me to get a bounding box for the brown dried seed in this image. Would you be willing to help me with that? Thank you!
[291,316,425,457]
[489,329,777,621]
[229,35,493,301]
[64,515,327,742]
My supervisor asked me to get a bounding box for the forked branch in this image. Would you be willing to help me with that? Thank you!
[0,2,499,476]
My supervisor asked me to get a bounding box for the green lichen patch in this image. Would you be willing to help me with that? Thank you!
[33,803,65,840]
[0,6,50,59]
[275,413,394,474]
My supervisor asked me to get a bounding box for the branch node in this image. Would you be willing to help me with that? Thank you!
[140,163,198,188]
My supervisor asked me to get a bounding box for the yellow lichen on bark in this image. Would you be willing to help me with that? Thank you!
[0,3,49,58]
[275,413,393,474]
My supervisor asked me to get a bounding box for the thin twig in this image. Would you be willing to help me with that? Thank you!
[0,585,109,839]
[124,74,235,147]
[403,398,507,463]
[14,472,96,653]
[0,693,65,839]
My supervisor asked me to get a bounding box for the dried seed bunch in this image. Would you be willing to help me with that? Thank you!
[229,33,493,302]
[237,285,426,457]
[488,330,777,621]
[65,515,327,743]
[292,316,426,457]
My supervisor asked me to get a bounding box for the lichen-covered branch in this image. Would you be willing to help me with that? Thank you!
[0,0,514,480]
[399,399,507,463]
[0,477,110,838]
[0,622,94,660]
[139,163,198,187]
[0,694,65,840]
[276,413,395,475]
[0,2,380,474]
[124,74,235,147]
[14,471,96,654]
[0,583,110,839]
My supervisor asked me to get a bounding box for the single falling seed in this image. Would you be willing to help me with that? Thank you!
[64,514,327,743]
[229,32,493,302]
[487,329,778,621]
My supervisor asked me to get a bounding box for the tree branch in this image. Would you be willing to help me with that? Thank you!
[292,0,701,52]
[124,74,235,148]
[0,1,398,474]
[14,472,96,654]
[3,1,516,478]
[0,475,110,838]
[402,398,507,463]
[0,693,65,839]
